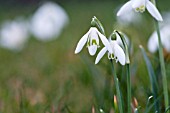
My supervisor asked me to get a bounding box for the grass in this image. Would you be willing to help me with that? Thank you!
[0,1,169,112]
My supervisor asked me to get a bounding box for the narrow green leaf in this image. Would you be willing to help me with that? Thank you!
[139,45,160,113]
[144,95,162,113]
[165,106,170,113]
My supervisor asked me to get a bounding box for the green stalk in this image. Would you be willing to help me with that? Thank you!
[150,0,169,111]
[155,20,169,111]
[115,30,131,113]
[110,60,123,113]
[127,64,131,113]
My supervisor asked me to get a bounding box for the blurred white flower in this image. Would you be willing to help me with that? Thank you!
[95,35,125,65]
[147,25,170,53]
[30,2,69,41]
[0,19,29,51]
[75,27,112,56]
[160,12,170,27]
[116,9,142,26]
[117,0,163,21]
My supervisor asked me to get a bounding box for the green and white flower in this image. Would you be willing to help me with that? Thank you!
[95,37,125,65]
[75,27,112,56]
[117,0,163,21]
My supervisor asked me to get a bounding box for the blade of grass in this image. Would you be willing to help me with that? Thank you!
[165,106,170,113]
[139,45,160,112]
[80,55,105,110]
[144,95,162,113]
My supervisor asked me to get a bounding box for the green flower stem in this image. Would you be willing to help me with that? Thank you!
[151,0,169,111]
[115,30,131,113]
[155,20,169,111]
[127,64,131,113]
[110,60,123,113]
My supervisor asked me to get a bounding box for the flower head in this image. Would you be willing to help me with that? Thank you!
[0,18,29,51]
[75,27,112,56]
[30,2,69,41]
[117,0,163,21]
[95,34,126,65]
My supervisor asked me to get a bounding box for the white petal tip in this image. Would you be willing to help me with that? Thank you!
[74,51,78,54]
[74,49,80,54]
[117,12,121,16]
[158,18,163,22]
[121,62,126,65]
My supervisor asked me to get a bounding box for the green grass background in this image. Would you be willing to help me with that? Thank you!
[0,1,170,112]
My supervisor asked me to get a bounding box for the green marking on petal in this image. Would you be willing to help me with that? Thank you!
[108,53,114,59]
[87,39,90,47]
[135,5,145,13]
[92,39,97,45]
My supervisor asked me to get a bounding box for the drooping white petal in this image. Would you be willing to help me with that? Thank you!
[117,1,133,16]
[132,0,145,9]
[74,32,89,54]
[88,45,98,56]
[113,42,125,65]
[97,31,113,54]
[95,47,107,64]
[146,1,163,21]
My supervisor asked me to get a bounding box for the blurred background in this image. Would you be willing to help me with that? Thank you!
[0,0,170,112]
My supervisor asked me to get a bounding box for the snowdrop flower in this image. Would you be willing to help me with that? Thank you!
[0,19,29,51]
[148,25,170,53]
[117,0,163,21]
[75,27,112,56]
[30,2,69,41]
[95,35,126,65]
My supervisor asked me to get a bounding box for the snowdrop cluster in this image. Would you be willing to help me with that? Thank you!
[75,0,164,65]
[0,1,69,51]
[75,18,126,65]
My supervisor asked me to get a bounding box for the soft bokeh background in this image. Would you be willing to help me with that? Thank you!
[0,0,170,112]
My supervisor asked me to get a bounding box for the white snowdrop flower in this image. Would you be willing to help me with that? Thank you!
[0,19,29,51]
[75,27,112,56]
[30,2,69,41]
[148,25,170,53]
[95,36,126,65]
[117,0,163,21]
